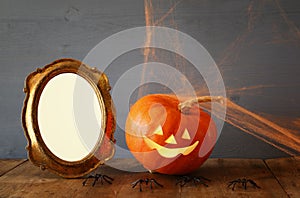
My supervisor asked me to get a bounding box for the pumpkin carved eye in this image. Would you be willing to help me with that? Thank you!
[153,125,163,135]
[181,129,191,140]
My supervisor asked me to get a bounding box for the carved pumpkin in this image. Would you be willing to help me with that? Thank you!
[125,94,217,175]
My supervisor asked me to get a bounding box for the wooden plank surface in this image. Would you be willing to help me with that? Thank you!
[0,159,27,176]
[181,158,288,197]
[0,158,296,197]
[265,156,300,198]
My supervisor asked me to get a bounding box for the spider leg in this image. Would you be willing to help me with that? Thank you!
[139,182,143,192]
[227,182,233,189]
[92,174,101,186]
[145,178,149,185]
[228,180,239,191]
[232,182,237,191]
[103,175,114,184]
[176,176,190,187]
[242,181,247,190]
[193,179,208,187]
[151,179,163,188]
[82,175,95,186]
[148,179,162,190]
[131,179,144,192]
[149,180,153,190]
[248,179,261,189]
[193,176,210,187]
[131,179,141,188]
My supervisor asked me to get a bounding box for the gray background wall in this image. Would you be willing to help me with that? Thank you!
[1,0,299,159]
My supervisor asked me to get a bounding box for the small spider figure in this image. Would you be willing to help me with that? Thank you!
[131,178,163,192]
[82,174,114,186]
[176,175,210,187]
[228,178,261,191]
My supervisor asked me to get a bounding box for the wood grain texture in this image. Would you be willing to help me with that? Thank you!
[1,158,296,197]
[265,156,300,198]
[0,159,27,176]
[181,158,288,197]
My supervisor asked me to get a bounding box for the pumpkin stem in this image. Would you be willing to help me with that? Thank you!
[178,96,225,114]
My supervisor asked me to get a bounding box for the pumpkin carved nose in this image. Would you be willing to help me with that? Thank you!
[165,134,177,144]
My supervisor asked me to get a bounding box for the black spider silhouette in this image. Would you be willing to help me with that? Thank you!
[176,175,210,187]
[82,174,114,186]
[228,178,261,190]
[131,178,163,192]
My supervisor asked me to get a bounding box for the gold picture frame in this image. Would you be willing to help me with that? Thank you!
[22,58,116,178]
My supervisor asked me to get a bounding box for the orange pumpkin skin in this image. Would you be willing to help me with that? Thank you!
[125,94,217,175]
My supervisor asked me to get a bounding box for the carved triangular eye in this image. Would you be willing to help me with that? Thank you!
[165,134,177,144]
[153,125,164,135]
[181,128,191,140]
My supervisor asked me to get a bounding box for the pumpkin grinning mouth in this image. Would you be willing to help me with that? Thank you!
[143,136,199,158]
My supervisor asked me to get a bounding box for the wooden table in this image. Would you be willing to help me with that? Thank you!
[0,157,299,197]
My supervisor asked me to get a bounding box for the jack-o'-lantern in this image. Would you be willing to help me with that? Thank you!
[125,94,219,175]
